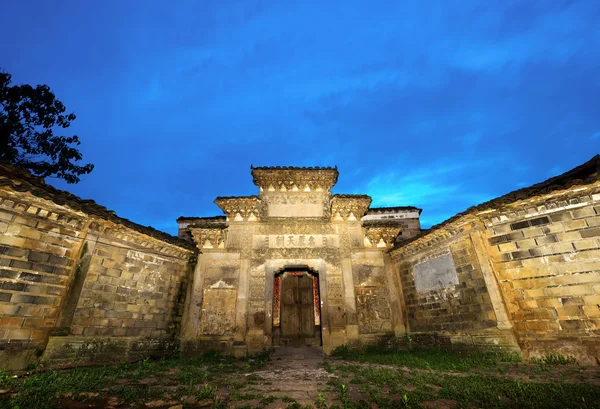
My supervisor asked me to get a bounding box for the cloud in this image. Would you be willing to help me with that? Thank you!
[4,0,599,236]
[361,159,497,227]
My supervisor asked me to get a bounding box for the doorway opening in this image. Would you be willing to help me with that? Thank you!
[272,267,322,347]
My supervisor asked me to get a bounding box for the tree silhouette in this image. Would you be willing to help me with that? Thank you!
[0,71,94,183]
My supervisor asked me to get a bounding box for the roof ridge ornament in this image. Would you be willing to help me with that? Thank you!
[251,166,339,192]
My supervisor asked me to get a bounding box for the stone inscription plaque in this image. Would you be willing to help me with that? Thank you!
[199,288,237,336]
[413,253,459,293]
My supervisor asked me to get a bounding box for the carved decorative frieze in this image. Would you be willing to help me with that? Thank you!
[252,247,340,266]
[266,193,325,205]
[190,227,226,250]
[251,166,339,192]
[331,194,372,221]
[214,196,261,222]
[255,222,336,236]
[364,223,402,248]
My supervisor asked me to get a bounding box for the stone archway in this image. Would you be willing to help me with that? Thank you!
[272,268,322,347]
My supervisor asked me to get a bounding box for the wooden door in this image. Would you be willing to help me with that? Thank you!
[281,274,315,339]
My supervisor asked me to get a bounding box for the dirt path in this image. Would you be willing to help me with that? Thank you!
[246,346,333,405]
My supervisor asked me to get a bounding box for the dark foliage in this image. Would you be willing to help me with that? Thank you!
[0,71,93,183]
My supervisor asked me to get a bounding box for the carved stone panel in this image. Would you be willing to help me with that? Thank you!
[264,193,330,219]
[253,247,340,266]
[347,225,364,248]
[352,265,385,287]
[264,234,324,248]
[255,223,336,236]
[250,276,266,299]
[356,286,392,334]
[199,288,237,336]
[205,260,240,288]
[227,228,242,249]
[327,275,344,305]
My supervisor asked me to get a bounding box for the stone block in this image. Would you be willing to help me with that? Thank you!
[560,319,586,331]
[0,316,25,328]
[563,220,587,231]
[542,224,565,234]
[584,295,600,306]
[544,284,595,298]
[572,207,596,219]
[493,224,511,234]
[557,232,581,241]
[7,328,31,340]
[550,212,573,222]
[582,305,600,318]
[21,318,47,329]
[0,210,15,221]
[523,228,544,238]
[580,227,600,238]
[574,239,599,251]
[556,306,584,318]
[550,242,575,254]
[516,239,537,249]
[586,216,600,227]
[526,321,549,332]
[498,242,518,252]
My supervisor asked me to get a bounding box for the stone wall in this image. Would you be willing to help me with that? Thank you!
[481,182,600,364]
[390,156,600,363]
[390,218,517,351]
[0,164,195,370]
[0,188,87,369]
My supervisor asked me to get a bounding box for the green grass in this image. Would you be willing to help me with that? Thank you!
[0,350,272,409]
[531,353,578,365]
[3,365,124,409]
[324,362,600,409]
[331,344,522,372]
[2,347,598,409]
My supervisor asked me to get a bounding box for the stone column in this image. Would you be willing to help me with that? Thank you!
[317,259,333,353]
[383,252,406,336]
[53,226,98,334]
[181,254,206,339]
[469,230,513,330]
[234,258,250,346]
[341,257,359,340]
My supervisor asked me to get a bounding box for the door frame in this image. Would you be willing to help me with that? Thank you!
[276,269,320,344]
[265,261,328,350]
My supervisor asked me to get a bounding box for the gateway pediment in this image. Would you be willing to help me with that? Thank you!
[179,165,422,250]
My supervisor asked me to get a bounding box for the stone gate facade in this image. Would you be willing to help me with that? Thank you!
[1,156,599,370]
[178,167,419,354]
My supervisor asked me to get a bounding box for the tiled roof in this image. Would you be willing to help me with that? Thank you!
[367,206,422,215]
[250,165,337,170]
[176,216,226,222]
[214,195,259,201]
[333,194,371,199]
[0,162,196,251]
[363,219,405,227]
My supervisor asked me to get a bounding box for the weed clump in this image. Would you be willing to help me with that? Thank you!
[531,353,577,365]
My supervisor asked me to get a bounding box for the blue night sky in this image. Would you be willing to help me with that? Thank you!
[2,1,599,235]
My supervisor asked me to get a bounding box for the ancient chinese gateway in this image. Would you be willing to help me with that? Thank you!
[177,166,421,354]
[2,156,598,370]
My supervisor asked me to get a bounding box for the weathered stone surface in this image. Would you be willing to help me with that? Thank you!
[0,166,193,370]
[180,166,408,354]
[3,157,600,370]
[413,253,459,292]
